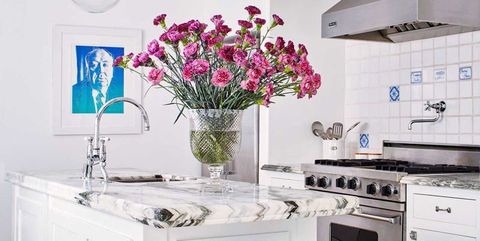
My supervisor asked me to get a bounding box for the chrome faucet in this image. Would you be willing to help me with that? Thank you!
[408,101,446,130]
[83,97,150,181]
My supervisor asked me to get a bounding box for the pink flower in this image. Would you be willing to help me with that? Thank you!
[246,68,264,80]
[178,20,194,32]
[240,79,259,92]
[254,18,266,26]
[113,56,123,67]
[278,54,293,65]
[138,52,150,63]
[272,14,284,26]
[295,59,313,76]
[298,73,322,99]
[285,41,296,55]
[238,20,253,29]
[183,42,199,58]
[189,20,207,33]
[127,52,134,59]
[167,31,184,42]
[233,49,248,67]
[190,59,210,75]
[211,15,224,27]
[147,40,160,55]
[183,64,193,80]
[148,68,164,85]
[262,82,274,107]
[251,51,269,69]
[211,68,233,87]
[244,31,257,46]
[298,43,308,56]
[153,46,166,60]
[216,25,232,35]
[266,82,274,96]
[166,31,184,42]
[275,37,285,51]
[218,45,235,62]
[153,14,166,26]
[245,6,261,16]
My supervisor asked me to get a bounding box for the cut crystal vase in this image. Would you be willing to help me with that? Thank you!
[189,109,243,193]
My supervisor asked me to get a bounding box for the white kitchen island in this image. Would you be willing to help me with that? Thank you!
[6,169,359,241]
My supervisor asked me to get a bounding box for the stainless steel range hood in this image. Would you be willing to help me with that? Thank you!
[322,0,480,43]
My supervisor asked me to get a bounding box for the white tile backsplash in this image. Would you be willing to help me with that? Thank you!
[459,81,472,98]
[434,48,446,65]
[346,32,480,152]
[460,45,473,62]
[446,47,459,64]
[446,81,460,98]
[459,98,473,115]
[473,80,480,97]
[447,35,459,46]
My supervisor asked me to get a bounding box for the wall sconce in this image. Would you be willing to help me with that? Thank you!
[72,0,120,13]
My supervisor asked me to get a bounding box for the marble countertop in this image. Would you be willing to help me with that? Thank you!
[6,169,359,229]
[401,173,480,191]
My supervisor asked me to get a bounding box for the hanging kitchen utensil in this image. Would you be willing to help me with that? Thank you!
[326,127,333,140]
[332,122,343,140]
[344,121,361,139]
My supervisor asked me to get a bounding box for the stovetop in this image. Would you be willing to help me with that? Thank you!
[303,158,480,203]
[314,159,480,174]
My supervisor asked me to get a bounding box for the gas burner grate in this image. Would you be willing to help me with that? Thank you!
[314,159,480,174]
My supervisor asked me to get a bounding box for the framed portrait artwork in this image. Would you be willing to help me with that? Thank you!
[53,25,143,135]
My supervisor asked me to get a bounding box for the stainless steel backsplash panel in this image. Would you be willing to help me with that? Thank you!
[383,141,480,166]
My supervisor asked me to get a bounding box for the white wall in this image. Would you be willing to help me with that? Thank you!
[264,0,345,165]
[345,33,480,155]
[0,0,268,239]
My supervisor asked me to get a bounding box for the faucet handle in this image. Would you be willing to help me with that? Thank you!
[424,101,432,111]
[99,137,110,143]
[84,136,94,143]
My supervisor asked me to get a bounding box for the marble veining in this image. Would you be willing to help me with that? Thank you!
[401,173,480,191]
[6,169,358,229]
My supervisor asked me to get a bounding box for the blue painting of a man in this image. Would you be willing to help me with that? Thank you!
[72,46,124,114]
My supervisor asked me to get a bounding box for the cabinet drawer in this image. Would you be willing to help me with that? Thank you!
[413,194,476,227]
[270,178,305,189]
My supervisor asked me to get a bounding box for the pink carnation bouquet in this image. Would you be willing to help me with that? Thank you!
[114,5,322,121]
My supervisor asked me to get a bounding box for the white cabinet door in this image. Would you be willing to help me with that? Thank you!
[185,232,289,241]
[410,229,475,241]
[14,187,48,241]
[49,208,134,241]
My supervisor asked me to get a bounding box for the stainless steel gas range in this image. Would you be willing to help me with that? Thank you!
[301,141,480,241]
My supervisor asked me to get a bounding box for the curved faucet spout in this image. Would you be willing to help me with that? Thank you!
[408,113,440,130]
[94,97,150,147]
[83,97,150,181]
[408,101,446,131]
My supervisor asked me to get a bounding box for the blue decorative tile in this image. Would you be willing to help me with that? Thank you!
[389,86,400,102]
[360,134,369,149]
[459,66,472,80]
[434,69,446,81]
[411,71,423,84]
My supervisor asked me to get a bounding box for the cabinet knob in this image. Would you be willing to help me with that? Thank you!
[409,231,417,240]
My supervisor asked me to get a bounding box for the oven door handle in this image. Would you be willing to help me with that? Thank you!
[350,212,401,224]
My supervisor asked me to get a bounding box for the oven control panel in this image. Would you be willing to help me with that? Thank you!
[304,172,405,202]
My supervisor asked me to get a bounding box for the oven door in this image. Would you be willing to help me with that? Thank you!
[317,206,404,241]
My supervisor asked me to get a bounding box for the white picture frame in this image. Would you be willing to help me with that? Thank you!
[53,25,143,135]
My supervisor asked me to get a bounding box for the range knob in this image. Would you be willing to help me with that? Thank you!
[317,176,331,189]
[366,183,380,195]
[347,177,361,190]
[381,184,394,197]
[305,175,317,186]
[335,176,347,189]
